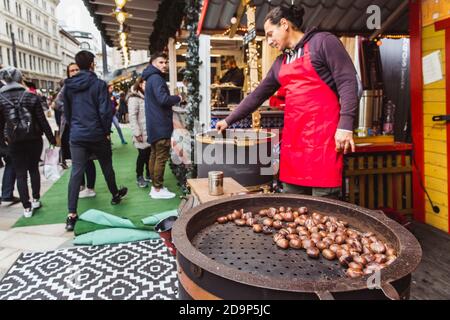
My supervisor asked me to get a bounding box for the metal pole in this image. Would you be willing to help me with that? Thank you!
[102,39,108,77]
[11,31,18,68]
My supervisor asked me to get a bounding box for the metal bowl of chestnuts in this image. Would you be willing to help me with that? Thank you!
[173,194,422,300]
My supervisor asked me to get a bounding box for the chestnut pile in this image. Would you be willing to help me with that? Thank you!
[216,206,397,278]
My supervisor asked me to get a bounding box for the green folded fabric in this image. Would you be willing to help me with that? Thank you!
[141,209,178,226]
[73,228,160,246]
[79,209,137,229]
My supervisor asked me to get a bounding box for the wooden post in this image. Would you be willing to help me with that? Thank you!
[246,3,261,129]
[168,38,177,95]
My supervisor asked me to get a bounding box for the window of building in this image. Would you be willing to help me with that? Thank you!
[46,39,50,51]
[0,46,3,65]
[15,2,22,18]
[44,19,48,31]
[38,37,43,49]
[3,0,10,12]
[26,8,32,23]
[7,48,11,66]
[18,52,22,68]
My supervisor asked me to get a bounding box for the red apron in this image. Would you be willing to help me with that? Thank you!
[278,43,343,188]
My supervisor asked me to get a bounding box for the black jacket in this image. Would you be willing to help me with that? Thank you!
[0,87,56,146]
[63,70,112,142]
[142,65,181,144]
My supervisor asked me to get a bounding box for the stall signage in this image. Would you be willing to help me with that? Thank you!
[243,28,256,45]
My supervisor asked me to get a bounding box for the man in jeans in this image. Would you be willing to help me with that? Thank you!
[64,51,127,231]
[142,52,182,199]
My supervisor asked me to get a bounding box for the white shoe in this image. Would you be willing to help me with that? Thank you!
[31,199,41,209]
[23,207,33,218]
[79,188,96,199]
[149,187,176,199]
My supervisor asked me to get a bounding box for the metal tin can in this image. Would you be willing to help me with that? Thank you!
[208,171,224,196]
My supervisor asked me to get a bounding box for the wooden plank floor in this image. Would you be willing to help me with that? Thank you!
[410,222,450,300]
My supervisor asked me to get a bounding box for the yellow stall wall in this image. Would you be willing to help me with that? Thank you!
[422,24,449,232]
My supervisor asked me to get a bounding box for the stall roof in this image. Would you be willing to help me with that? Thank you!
[200,0,409,36]
[82,0,162,50]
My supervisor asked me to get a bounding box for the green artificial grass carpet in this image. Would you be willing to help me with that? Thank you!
[13,128,182,233]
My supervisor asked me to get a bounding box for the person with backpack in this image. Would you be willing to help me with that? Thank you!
[0,67,56,217]
[63,51,128,232]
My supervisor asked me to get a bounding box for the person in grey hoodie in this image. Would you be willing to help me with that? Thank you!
[63,51,127,231]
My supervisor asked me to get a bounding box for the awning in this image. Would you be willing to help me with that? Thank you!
[82,0,162,50]
[200,0,409,36]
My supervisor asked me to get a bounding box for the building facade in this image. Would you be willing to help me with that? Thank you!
[0,0,63,93]
[59,27,79,78]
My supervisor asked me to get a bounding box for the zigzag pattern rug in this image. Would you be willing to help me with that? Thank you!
[0,240,178,300]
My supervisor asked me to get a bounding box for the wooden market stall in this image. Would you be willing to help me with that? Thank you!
[410,0,450,234]
[194,0,419,218]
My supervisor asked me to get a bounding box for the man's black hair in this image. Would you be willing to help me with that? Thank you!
[150,52,168,63]
[75,50,95,70]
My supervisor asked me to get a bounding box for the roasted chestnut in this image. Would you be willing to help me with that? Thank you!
[233,210,242,219]
[287,227,297,234]
[329,244,340,253]
[259,209,268,216]
[234,219,247,226]
[273,233,285,243]
[287,234,300,241]
[322,249,336,261]
[374,254,387,264]
[298,230,310,237]
[307,247,320,259]
[348,262,363,270]
[339,254,353,266]
[352,255,367,266]
[334,235,346,245]
[253,224,263,233]
[322,238,334,247]
[293,211,300,219]
[276,238,289,249]
[302,239,315,250]
[316,241,328,251]
[309,226,320,234]
[370,242,386,254]
[319,230,328,238]
[272,220,283,230]
[273,214,284,221]
[289,239,302,249]
[279,228,290,236]
[346,268,364,278]
[310,233,322,241]
[283,212,294,222]
[336,249,350,259]
[262,226,274,235]
[217,216,228,224]
[287,222,297,229]
[267,207,277,218]
[242,212,253,220]
[279,206,286,213]
[263,218,274,227]
[299,206,308,214]
[227,213,234,221]
[386,247,397,257]
[246,218,256,226]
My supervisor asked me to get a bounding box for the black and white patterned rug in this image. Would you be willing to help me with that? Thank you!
[0,240,178,300]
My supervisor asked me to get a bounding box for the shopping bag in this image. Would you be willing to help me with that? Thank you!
[43,146,61,181]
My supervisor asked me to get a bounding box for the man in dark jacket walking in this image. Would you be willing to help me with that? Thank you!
[142,52,182,199]
[63,51,127,231]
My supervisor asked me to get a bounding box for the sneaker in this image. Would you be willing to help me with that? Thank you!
[111,187,128,205]
[23,207,33,218]
[31,199,41,210]
[65,215,78,232]
[1,196,21,206]
[79,188,96,199]
[149,186,176,199]
[136,177,149,188]
[144,176,152,182]
[121,141,128,145]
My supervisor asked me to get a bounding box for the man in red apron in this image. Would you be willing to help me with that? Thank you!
[217,5,360,198]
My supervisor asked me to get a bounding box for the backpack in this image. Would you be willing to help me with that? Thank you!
[0,91,35,143]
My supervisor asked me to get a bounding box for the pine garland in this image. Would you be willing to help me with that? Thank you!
[170,0,201,192]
